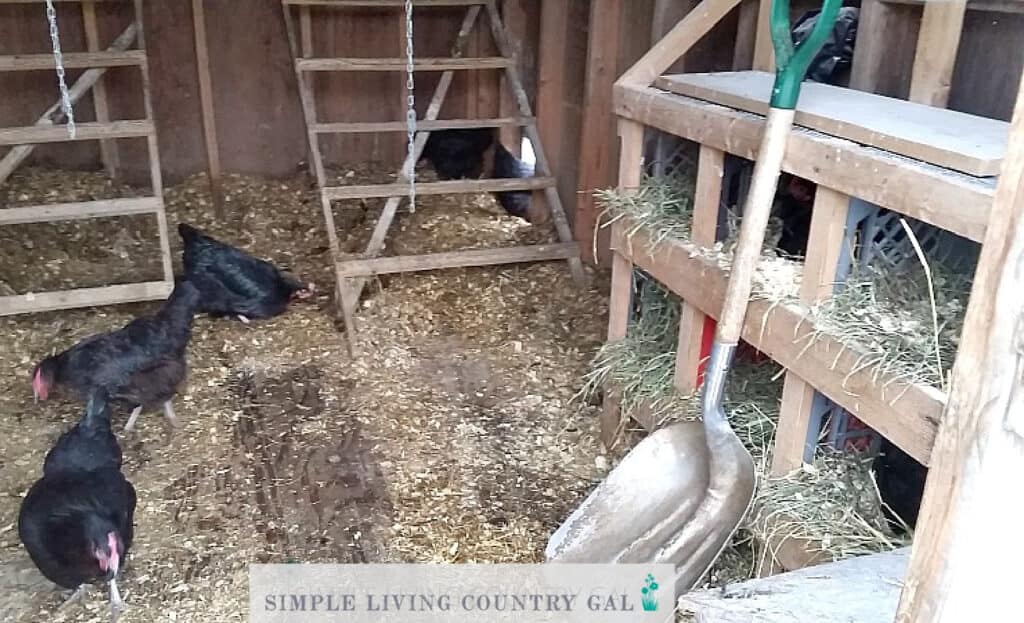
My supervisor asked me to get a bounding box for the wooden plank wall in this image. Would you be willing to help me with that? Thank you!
[0,0,514,184]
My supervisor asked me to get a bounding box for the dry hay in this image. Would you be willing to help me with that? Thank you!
[0,164,614,622]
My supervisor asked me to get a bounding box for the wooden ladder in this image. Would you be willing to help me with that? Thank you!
[281,0,585,354]
[0,0,173,315]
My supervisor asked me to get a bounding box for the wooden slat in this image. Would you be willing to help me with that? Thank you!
[0,197,161,225]
[0,0,121,3]
[312,116,529,134]
[82,1,119,180]
[296,57,509,71]
[0,120,153,146]
[884,0,1024,13]
[0,281,172,317]
[323,176,554,200]
[908,0,967,107]
[615,84,995,243]
[0,51,144,71]
[283,0,483,5]
[192,0,224,216]
[335,242,579,277]
[656,71,1008,177]
[612,219,942,466]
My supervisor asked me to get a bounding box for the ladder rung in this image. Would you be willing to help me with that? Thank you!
[336,243,580,277]
[0,51,146,72]
[284,0,484,6]
[0,120,154,146]
[297,57,510,72]
[0,281,173,317]
[313,117,533,134]
[0,197,161,226]
[324,177,555,200]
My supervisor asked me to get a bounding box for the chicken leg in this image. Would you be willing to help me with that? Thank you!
[109,577,124,622]
[123,406,143,433]
[163,401,178,427]
[237,315,251,324]
[57,584,90,611]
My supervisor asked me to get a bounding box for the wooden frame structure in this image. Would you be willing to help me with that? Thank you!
[280,0,585,355]
[0,0,174,315]
[602,0,1008,582]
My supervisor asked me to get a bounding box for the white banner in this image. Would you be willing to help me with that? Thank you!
[249,563,676,622]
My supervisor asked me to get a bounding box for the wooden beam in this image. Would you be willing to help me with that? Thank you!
[0,51,145,71]
[612,218,943,466]
[323,176,554,200]
[296,57,510,71]
[674,145,723,394]
[81,2,120,180]
[908,0,967,107]
[732,0,759,69]
[0,197,161,225]
[0,120,153,146]
[617,0,743,88]
[751,0,773,71]
[335,243,579,277]
[0,23,137,184]
[191,0,224,217]
[498,0,529,155]
[895,65,1024,623]
[772,187,850,477]
[614,85,994,243]
[576,0,626,265]
[536,0,569,178]
[311,116,530,133]
[0,281,172,317]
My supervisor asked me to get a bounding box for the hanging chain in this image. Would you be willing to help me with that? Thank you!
[404,0,417,213]
[44,0,75,139]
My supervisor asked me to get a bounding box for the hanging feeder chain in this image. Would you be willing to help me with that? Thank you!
[404,0,417,213]
[44,0,75,139]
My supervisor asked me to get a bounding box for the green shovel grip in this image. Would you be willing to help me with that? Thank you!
[768,0,843,110]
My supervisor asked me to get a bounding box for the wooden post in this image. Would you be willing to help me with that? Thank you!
[191,0,224,217]
[895,67,1024,623]
[732,0,759,69]
[599,118,645,448]
[498,0,528,155]
[576,0,626,266]
[674,145,724,395]
[908,0,967,107]
[771,187,850,477]
[751,0,773,71]
[536,1,568,176]
[82,0,119,180]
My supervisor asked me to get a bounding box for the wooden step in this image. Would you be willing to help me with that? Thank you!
[296,57,510,72]
[312,117,533,134]
[323,177,555,200]
[0,197,161,226]
[0,281,173,317]
[336,242,580,277]
[0,51,145,72]
[284,0,484,6]
[679,548,910,623]
[0,120,153,146]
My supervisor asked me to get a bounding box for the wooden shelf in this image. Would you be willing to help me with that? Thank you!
[615,83,995,243]
[0,51,145,71]
[655,71,1008,177]
[312,117,531,134]
[0,120,153,146]
[323,176,555,200]
[0,197,161,225]
[0,281,173,317]
[336,242,579,277]
[612,218,942,466]
[296,57,509,72]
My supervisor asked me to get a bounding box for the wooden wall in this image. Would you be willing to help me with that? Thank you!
[0,1,513,184]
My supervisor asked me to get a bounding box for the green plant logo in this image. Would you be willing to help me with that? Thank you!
[641,573,659,612]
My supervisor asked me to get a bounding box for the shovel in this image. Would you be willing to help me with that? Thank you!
[546,0,842,594]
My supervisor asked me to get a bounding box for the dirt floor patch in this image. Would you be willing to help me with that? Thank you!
[0,166,620,622]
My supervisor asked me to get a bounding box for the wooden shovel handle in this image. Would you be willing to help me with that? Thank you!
[716,107,796,343]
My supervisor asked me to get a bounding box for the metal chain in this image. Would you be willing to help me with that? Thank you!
[404,0,417,212]
[44,0,75,139]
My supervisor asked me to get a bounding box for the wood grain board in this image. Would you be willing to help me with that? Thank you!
[655,70,1008,177]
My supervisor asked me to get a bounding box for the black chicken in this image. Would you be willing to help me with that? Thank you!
[492,141,536,222]
[178,223,314,323]
[420,128,495,181]
[32,279,201,432]
[19,388,136,620]
[873,438,927,534]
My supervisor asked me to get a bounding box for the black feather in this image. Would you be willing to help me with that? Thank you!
[874,438,927,534]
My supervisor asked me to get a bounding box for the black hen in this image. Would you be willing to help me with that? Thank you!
[492,141,536,222]
[19,388,136,620]
[32,279,201,432]
[178,223,314,323]
[873,438,927,534]
[420,128,495,180]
